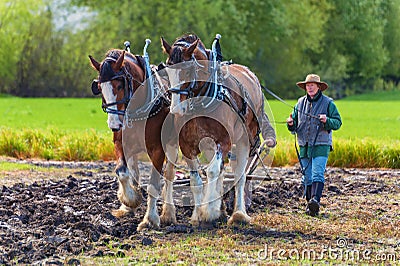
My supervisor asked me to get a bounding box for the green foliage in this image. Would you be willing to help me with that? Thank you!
[272,138,400,168]
[249,0,332,99]
[0,0,46,89]
[382,0,400,79]
[1,0,400,98]
[0,129,28,158]
[315,0,390,98]
[0,128,114,161]
[328,139,400,168]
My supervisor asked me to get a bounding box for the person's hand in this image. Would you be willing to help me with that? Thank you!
[265,138,276,148]
[319,114,327,123]
[286,114,294,126]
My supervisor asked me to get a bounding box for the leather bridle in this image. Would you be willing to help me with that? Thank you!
[91,57,134,116]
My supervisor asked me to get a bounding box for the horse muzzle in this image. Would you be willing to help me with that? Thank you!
[107,114,123,132]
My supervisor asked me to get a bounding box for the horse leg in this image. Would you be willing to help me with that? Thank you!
[186,159,203,226]
[199,145,224,223]
[228,140,251,225]
[113,153,142,217]
[160,160,177,225]
[137,152,163,231]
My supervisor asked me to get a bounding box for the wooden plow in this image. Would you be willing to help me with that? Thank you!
[171,139,277,189]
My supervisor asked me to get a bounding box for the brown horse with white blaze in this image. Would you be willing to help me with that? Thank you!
[161,34,263,226]
[89,48,177,231]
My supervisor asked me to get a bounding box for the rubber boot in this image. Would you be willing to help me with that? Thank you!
[305,185,312,201]
[305,185,312,215]
[308,182,324,216]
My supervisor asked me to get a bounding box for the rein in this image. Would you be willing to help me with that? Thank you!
[261,85,320,121]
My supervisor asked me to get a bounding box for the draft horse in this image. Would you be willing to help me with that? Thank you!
[89,48,176,230]
[161,34,263,226]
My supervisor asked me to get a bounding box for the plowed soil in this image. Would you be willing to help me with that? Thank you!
[1,158,399,265]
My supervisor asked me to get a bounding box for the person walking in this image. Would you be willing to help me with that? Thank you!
[286,74,342,216]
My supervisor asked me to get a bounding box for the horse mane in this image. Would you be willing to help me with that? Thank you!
[173,34,207,51]
[104,49,122,61]
[99,49,140,82]
[168,34,208,63]
[104,49,137,62]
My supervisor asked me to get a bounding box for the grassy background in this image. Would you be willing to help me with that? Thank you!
[269,90,400,141]
[0,91,399,167]
[267,90,400,168]
[0,97,107,131]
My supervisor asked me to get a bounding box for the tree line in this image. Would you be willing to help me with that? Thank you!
[1,0,399,99]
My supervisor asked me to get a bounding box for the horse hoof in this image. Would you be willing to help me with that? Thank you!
[112,208,130,218]
[190,211,201,227]
[160,205,177,226]
[117,186,143,210]
[190,218,200,227]
[112,203,135,218]
[160,214,177,226]
[227,211,251,226]
[137,221,160,232]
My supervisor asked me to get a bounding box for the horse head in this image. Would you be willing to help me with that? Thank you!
[161,34,210,116]
[89,49,145,131]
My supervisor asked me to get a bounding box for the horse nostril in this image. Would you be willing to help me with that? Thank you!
[112,128,120,132]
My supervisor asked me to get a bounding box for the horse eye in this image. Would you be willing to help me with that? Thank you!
[117,84,123,91]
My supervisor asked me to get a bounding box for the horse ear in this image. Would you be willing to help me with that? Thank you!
[185,39,199,57]
[161,37,171,55]
[89,55,100,71]
[115,50,125,70]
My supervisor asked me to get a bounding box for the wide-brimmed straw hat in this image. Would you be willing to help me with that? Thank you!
[296,74,328,91]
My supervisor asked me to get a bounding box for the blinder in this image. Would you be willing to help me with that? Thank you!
[91,79,101,95]
[90,71,125,96]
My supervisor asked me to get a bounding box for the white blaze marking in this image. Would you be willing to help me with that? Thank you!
[166,68,187,116]
[170,90,184,115]
[101,82,122,130]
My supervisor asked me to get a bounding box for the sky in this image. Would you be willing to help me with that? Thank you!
[51,0,94,32]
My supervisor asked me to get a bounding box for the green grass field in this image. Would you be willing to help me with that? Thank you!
[0,97,108,131]
[267,91,400,141]
[0,91,399,167]
[1,92,399,140]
